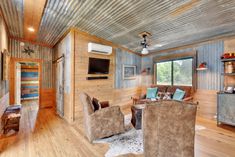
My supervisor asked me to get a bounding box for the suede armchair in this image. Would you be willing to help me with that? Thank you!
[80,93,125,142]
[143,100,197,157]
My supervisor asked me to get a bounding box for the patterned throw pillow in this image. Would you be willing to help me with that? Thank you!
[163,92,173,100]
[92,98,101,111]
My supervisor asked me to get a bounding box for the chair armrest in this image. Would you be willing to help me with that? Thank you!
[91,106,124,119]
[100,101,109,108]
[89,106,125,139]
[183,96,193,102]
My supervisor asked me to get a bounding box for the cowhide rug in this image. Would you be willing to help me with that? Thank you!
[94,114,205,157]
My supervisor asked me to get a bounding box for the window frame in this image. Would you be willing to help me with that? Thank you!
[155,57,193,86]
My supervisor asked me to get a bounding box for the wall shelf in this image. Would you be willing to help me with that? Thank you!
[196,68,208,71]
[221,58,235,62]
[221,73,235,76]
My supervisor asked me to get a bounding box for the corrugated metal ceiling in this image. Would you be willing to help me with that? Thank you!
[1,0,235,52]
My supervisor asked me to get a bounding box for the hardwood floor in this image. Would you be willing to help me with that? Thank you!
[0,103,235,157]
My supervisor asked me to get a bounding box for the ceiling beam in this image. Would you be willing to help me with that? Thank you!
[23,0,47,41]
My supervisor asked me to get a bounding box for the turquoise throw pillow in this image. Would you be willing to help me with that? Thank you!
[146,88,158,99]
[172,88,186,101]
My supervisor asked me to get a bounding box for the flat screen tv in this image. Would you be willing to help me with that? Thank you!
[88,57,110,74]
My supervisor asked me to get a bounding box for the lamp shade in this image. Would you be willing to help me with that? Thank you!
[197,62,207,71]
[141,48,149,55]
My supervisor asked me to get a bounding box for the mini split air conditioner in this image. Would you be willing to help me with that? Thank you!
[88,42,112,55]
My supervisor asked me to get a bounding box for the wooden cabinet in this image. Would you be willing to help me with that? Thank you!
[217,93,235,126]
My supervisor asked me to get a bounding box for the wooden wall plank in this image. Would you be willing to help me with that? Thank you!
[72,29,142,122]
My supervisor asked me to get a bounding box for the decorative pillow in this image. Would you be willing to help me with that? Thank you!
[172,89,186,101]
[92,98,101,111]
[163,92,173,100]
[146,88,158,99]
[158,92,165,99]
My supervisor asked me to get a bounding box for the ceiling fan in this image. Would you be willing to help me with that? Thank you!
[20,42,35,56]
[139,32,152,55]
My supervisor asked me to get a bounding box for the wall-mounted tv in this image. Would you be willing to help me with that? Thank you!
[88,57,110,74]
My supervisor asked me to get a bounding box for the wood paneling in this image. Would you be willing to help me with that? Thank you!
[41,88,55,108]
[74,29,115,122]
[194,89,217,120]
[73,29,142,122]
[113,87,142,107]
[23,0,47,41]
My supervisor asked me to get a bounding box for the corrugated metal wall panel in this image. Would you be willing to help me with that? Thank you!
[9,39,53,88]
[115,48,141,89]
[196,41,224,90]
[143,40,224,90]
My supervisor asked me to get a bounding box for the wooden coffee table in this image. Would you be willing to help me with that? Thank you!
[131,104,146,130]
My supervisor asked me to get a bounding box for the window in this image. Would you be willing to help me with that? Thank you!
[156,58,193,86]
[156,61,172,85]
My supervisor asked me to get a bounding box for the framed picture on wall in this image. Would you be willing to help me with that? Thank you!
[123,65,136,80]
[2,49,10,80]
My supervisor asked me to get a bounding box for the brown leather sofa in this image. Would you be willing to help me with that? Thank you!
[79,92,125,142]
[143,100,197,157]
[132,85,193,104]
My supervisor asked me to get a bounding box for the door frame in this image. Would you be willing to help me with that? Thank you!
[9,57,43,106]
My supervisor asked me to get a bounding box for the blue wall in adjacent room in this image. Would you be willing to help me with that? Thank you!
[115,48,141,89]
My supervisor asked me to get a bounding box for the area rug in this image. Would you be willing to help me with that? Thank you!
[94,114,205,157]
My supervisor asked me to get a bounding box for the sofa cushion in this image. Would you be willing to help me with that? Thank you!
[167,86,192,98]
[92,98,101,111]
[172,89,186,101]
[146,88,158,99]
[150,85,168,93]
[163,92,173,100]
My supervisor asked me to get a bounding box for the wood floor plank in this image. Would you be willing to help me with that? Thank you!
[0,103,235,157]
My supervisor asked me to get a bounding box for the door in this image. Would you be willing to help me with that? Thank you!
[15,63,21,104]
[56,59,64,117]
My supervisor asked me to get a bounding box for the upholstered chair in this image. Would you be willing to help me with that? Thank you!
[143,100,197,157]
[79,92,125,142]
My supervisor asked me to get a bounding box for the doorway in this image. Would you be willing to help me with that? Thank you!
[10,58,42,107]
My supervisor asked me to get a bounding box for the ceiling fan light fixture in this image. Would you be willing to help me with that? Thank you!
[141,47,149,55]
